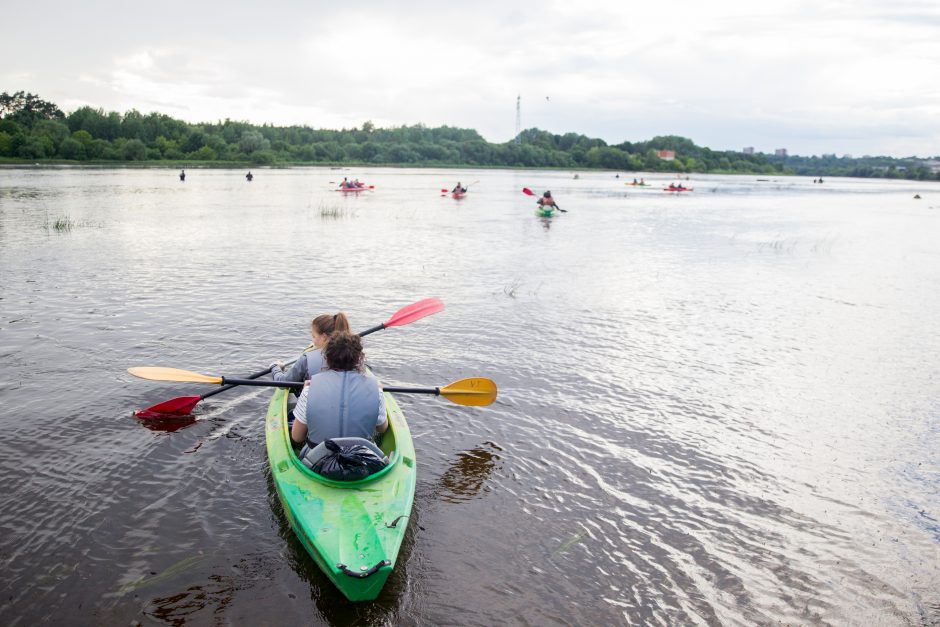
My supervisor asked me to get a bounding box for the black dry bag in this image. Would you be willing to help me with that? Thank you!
[310,439,388,481]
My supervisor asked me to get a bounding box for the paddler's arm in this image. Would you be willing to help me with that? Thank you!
[291,382,311,444]
[368,371,389,434]
[274,355,306,385]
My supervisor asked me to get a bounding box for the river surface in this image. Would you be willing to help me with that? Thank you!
[1,166,938,626]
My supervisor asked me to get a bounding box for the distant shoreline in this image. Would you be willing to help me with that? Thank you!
[0,160,879,179]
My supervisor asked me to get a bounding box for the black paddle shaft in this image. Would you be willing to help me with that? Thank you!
[220,377,304,391]
[200,358,299,400]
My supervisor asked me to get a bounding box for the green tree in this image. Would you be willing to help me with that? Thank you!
[71,129,93,148]
[0,91,64,127]
[87,138,115,160]
[181,130,207,153]
[122,139,147,160]
[239,130,270,154]
[0,131,13,156]
[32,119,71,152]
[188,145,216,160]
[17,137,49,158]
[251,149,276,165]
[58,137,86,160]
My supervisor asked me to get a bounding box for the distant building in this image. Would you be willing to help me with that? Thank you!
[742,147,754,155]
[656,150,675,161]
[774,148,788,157]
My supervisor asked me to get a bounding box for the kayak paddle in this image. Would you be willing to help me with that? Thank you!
[133,359,299,418]
[129,367,498,407]
[383,377,497,407]
[134,297,445,418]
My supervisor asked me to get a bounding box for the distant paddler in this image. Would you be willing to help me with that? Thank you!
[537,190,558,209]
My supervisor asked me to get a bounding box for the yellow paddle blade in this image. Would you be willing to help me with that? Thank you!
[439,377,498,406]
[127,367,223,385]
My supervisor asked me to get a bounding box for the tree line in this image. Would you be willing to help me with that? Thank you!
[1,91,937,180]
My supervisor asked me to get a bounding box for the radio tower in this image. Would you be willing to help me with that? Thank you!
[514,94,521,144]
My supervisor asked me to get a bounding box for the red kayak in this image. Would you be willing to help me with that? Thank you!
[451,191,466,199]
[663,187,693,192]
[335,185,373,192]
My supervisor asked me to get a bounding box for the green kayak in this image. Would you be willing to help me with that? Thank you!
[264,383,416,601]
[535,206,557,217]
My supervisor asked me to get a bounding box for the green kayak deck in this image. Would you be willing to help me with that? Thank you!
[264,385,416,601]
[535,206,557,217]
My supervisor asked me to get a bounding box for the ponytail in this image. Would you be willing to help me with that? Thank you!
[311,311,350,336]
[333,312,350,333]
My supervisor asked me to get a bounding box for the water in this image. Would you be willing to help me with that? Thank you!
[1,167,938,625]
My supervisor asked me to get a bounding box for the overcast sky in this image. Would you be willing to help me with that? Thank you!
[3,0,939,157]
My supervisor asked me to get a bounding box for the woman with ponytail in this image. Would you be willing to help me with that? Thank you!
[270,312,350,387]
[290,327,389,459]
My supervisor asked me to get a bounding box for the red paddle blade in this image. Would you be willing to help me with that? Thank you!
[522,187,535,196]
[135,395,202,418]
[384,297,444,328]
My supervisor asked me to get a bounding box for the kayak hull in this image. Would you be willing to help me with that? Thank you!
[265,383,416,602]
[535,207,557,217]
[451,192,466,199]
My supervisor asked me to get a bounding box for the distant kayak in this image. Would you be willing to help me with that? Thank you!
[336,185,373,192]
[628,183,650,187]
[452,191,466,199]
[663,187,693,192]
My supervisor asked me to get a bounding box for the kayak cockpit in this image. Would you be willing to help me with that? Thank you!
[276,390,405,487]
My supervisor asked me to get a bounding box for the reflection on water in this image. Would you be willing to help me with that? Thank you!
[0,167,938,625]
[137,415,199,434]
[438,442,503,504]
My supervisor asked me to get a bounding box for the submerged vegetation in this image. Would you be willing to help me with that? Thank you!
[51,216,73,232]
[2,91,938,181]
[317,202,353,219]
[41,214,97,233]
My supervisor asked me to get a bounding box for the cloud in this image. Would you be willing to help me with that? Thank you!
[2,0,939,156]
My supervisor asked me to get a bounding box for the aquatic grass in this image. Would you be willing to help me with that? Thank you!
[116,554,209,595]
[501,279,543,298]
[317,202,355,219]
[755,235,836,255]
[41,215,100,233]
[52,216,74,232]
[503,279,522,298]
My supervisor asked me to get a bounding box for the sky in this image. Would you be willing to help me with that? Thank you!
[2,0,939,158]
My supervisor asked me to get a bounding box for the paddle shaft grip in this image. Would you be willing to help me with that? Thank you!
[200,358,301,399]
[357,323,385,338]
[381,387,440,395]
